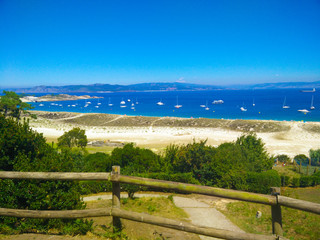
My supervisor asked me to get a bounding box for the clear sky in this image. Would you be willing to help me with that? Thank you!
[0,0,320,87]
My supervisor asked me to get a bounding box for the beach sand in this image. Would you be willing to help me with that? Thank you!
[29,111,320,158]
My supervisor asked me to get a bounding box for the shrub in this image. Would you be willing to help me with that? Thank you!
[280,175,291,187]
[246,170,281,194]
[0,115,92,234]
[291,177,300,188]
[300,176,314,187]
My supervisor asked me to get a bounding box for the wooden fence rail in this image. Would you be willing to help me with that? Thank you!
[1,166,319,239]
[0,207,281,240]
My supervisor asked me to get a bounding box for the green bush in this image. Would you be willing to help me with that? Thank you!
[291,177,300,188]
[300,176,314,187]
[246,170,281,194]
[0,115,92,234]
[280,175,291,187]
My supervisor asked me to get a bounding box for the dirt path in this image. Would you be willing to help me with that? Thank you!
[173,196,244,240]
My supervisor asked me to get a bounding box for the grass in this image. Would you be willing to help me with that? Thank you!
[273,165,301,178]
[29,110,291,133]
[84,196,198,240]
[216,186,320,240]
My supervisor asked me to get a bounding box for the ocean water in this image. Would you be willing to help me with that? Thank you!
[28,89,320,121]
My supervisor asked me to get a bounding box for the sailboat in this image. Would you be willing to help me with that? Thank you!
[157,99,164,105]
[97,98,101,105]
[108,97,113,106]
[120,98,125,105]
[174,96,182,109]
[240,102,247,111]
[310,96,315,110]
[282,97,290,109]
[205,101,210,110]
[252,99,255,107]
[298,109,310,113]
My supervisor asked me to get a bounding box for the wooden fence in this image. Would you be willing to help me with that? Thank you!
[0,166,319,240]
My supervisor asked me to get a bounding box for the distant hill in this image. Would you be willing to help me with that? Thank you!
[250,81,320,89]
[5,82,222,93]
[3,80,320,93]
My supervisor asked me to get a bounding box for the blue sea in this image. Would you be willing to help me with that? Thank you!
[28,89,320,122]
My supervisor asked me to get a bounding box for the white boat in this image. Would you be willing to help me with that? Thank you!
[108,98,113,106]
[131,103,134,106]
[120,105,126,108]
[240,107,247,112]
[282,97,290,109]
[200,104,206,108]
[97,99,101,105]
[301,88,316,93]
[174,96,182,109]
[127,99,131,102]
[310,96,315,110]
[39,103,44,107]
[120,98,125,105]
[71,104,76,107]
[157,100,164,105]
[212,100,224,104]
[87,102,91,104]
[95,105,99,108]
[298,109,310,113]
[135,98,139,104]
[205,101,209,110]
[252,99,255,107]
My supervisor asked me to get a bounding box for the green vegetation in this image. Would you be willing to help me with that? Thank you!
[57,127,88,149]
[0,115,92,234]
[0,91,35,121]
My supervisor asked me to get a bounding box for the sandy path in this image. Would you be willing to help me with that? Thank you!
[173,196,244,240]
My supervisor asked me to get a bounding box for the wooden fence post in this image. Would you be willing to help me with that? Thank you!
[112,166,121,230]
[271,187,283,237]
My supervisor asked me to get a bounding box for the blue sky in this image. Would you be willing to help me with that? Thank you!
[0,0,320,87]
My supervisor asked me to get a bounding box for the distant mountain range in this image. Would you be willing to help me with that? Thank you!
[4,82,222,93]
[2,80,320,93]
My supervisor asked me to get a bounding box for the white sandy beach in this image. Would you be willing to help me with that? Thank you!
[29,112,320,158]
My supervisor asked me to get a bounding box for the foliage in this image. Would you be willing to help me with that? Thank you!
[0,115,92,234]
[57,127,88,149]
[235,133,273,172]
[0,91,35,120]
[163,140,215,174]
[246,170,281,194]
[294,154,309,165]
[309,149,320,166]
[110,143,162,174]
[275,154,291,163]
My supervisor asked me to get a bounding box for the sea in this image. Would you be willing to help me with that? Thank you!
[27,89,320,122]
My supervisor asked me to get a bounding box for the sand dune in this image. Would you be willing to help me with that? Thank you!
[29,111,320,158]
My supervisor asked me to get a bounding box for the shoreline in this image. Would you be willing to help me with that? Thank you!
[28,110,320,158]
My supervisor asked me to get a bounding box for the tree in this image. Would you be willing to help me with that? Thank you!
[309,149,320,166]
[0,115,92,234]
[0,91,34,120]
[294,154,309,165]
[57,127,88,149]
[236,133,273,172]
[275,154,291,164]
